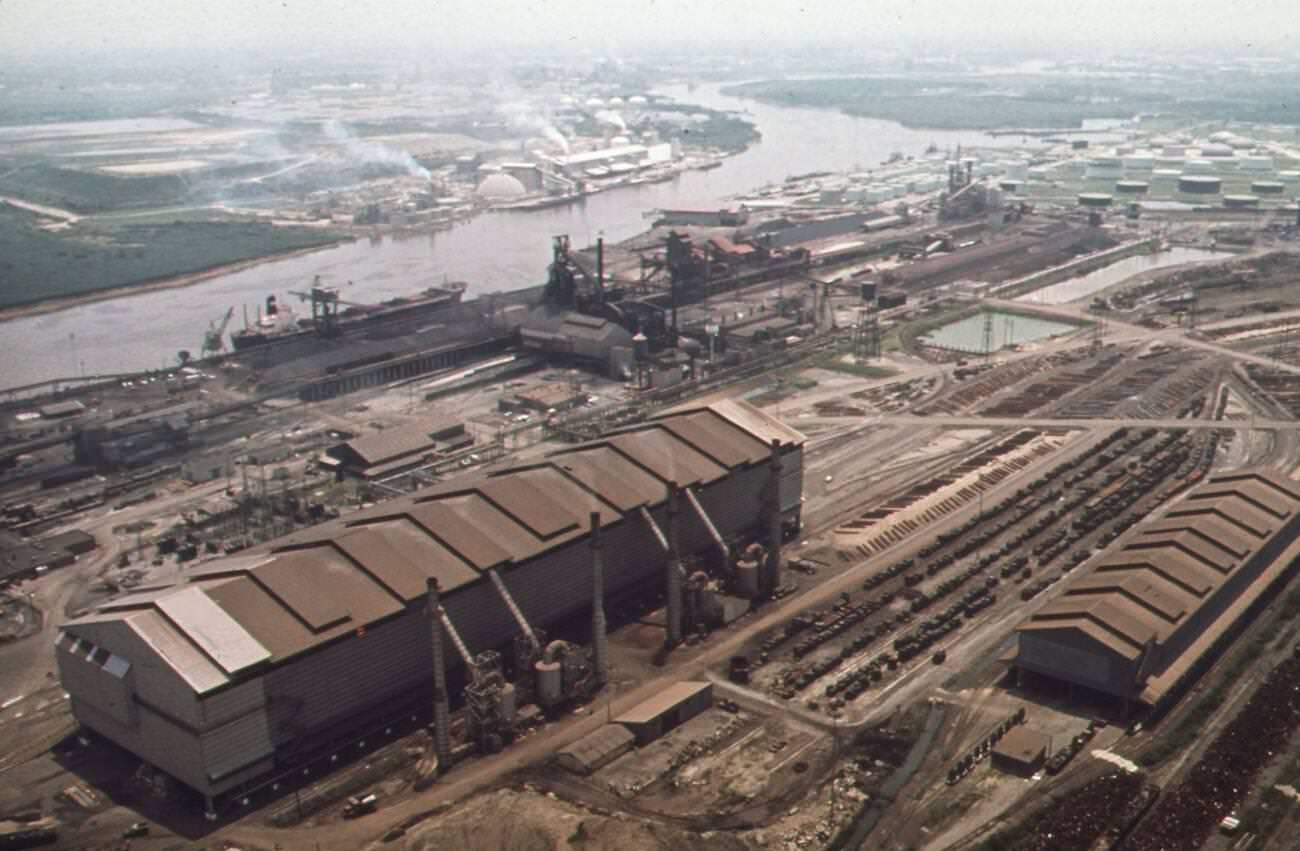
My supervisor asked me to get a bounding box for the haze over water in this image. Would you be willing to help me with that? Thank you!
[2,83,1030,388]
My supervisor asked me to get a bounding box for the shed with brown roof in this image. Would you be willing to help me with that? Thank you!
[1013,469,1300,707]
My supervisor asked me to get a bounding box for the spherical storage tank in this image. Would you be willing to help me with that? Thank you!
[1116,180,1149,195]
[1252,181,1285,195]
[475,173,528,199]
[1078,192,1113,208]
[1224,194,1260,208]
[1179,175,1222,194]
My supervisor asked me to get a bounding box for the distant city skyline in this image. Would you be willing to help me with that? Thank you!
[2,0,1299,60]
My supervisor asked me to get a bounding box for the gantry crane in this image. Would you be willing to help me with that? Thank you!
[202,307,235,356]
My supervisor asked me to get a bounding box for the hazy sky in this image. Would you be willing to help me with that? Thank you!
[2,0,1298,57]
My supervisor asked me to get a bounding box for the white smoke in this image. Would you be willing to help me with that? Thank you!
[594,110,627,133]
[321,119,431,180]
[497,98,569,154]
[543,125,570,154]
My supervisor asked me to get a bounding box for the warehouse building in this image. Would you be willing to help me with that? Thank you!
[1011,469,1300,710]
[321,417,470,479]
[614,680,713,744]
[55,400,803,811]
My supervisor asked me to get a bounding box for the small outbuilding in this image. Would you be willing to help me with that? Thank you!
[992,726,1051,776]
[556,724,636,775]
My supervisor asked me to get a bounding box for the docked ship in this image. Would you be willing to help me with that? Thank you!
[230,280,468,351]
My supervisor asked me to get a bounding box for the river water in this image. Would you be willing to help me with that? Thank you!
[2,83,1035,388]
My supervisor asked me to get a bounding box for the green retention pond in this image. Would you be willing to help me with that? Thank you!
[918,310,1081,354]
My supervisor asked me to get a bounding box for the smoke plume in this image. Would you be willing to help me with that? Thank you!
[321,119,431,180]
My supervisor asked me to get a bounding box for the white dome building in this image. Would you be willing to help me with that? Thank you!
[475,173,528,199]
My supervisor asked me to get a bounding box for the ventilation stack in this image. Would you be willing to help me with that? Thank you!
[666,482,684,647]
[426,578,452,769]
[764,439,784,599]
[590,512,608,687]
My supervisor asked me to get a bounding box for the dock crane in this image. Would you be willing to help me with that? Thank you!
[288,276,366,336]
[202,307,235,356]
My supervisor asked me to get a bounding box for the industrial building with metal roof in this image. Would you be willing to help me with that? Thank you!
[1012,469,1300,709]
[55,399,803,809]
[322,417,470,479]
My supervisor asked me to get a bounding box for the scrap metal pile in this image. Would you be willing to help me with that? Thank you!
[1012,771,1146,851]
[1120,651,1300,851]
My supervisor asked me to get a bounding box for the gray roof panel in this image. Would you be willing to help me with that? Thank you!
[155,587,271,675]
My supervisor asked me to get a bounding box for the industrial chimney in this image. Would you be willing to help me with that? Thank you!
[590,512,608,687]
[666,482,683,647]
[764,440,784,599]
[426,578,452,769]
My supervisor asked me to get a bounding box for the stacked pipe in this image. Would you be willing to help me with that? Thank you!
[763,439,783,599]
[590,512,608,687]
[425,578,452,769]
[666,481,683,647]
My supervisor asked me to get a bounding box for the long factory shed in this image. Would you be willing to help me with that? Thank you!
[1012,469,1300,709]
[54,399,803,806]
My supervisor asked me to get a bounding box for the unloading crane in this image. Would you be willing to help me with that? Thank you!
[288,276,364,335]
[202,307,235,356]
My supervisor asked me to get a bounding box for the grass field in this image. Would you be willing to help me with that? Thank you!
[0,204,343,309]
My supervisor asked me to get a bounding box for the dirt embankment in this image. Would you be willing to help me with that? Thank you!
[398,788,748,851]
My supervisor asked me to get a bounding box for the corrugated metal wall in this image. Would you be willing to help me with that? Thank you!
[262,608,432,742]
[71,696,209,793]
[59,621,202,726]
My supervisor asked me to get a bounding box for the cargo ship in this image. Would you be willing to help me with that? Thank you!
[230,280,468,351]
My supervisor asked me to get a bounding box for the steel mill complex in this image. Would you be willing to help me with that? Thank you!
[54,399,803,813]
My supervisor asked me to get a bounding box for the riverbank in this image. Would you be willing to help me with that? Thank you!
[0,239,349,323]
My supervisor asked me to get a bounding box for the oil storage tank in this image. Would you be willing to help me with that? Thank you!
[1179,175,1222,194]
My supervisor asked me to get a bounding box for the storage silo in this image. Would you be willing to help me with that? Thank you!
[1239,155,1274,172]
[1078,193,1113,208]
[1086,157,1124,180]
[1179,175,1222,194]
[1123,153,1155,171]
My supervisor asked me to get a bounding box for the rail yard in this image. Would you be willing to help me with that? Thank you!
[8,121,1300,851]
